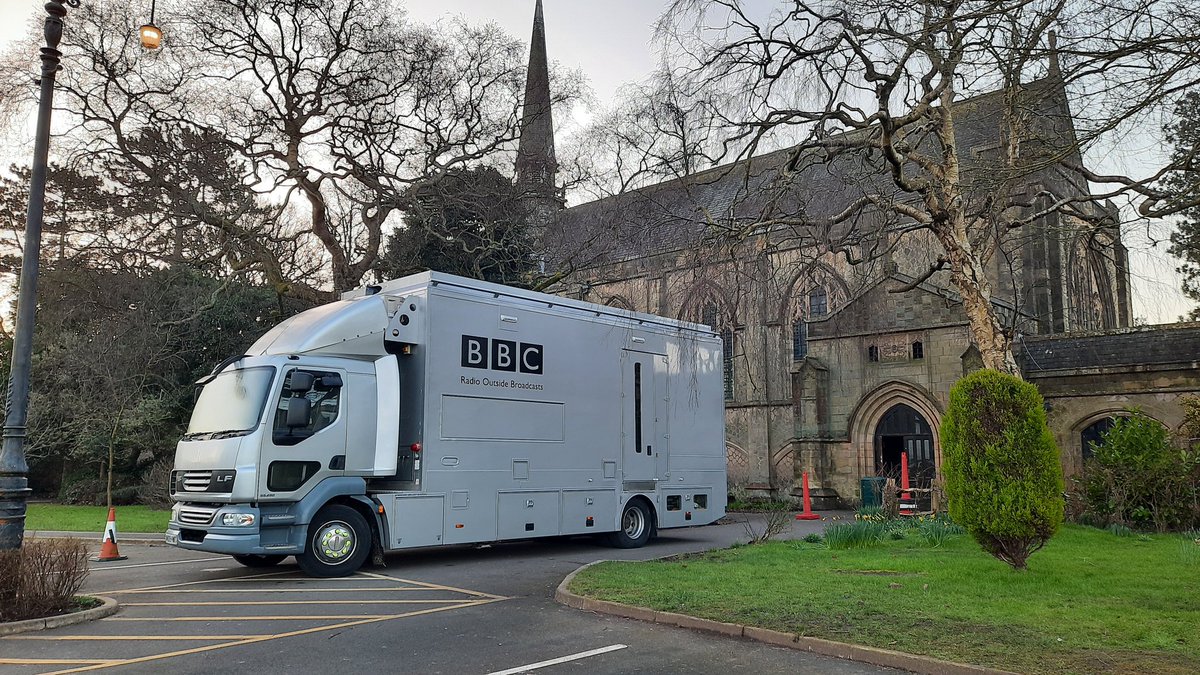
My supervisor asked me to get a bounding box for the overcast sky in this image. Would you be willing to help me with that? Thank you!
[0,0,1191,322]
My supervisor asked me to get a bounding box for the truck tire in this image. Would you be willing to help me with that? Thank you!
[297,504,371,577]
[232,554,287,568]
[607,499,653,548]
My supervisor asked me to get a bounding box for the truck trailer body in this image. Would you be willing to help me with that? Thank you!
[166,272,727,576]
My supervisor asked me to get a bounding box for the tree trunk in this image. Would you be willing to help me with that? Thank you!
[105,402,129,511]
[936,224,1022,377]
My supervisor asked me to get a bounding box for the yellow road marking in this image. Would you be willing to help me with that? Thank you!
[188,575,380,582]
[125,599,470,606]
[20,568,506,674]
[88,557,228,571]
[94,569,295,595]
[7,635,267,641]
[45,599,503,674]
[0,659,115,665]
[359,570,508,600]
[112,587,457,594]
[108,615,394,621]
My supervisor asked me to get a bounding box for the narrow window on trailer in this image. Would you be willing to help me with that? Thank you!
[721,328,734,400]
[634,362,643,453]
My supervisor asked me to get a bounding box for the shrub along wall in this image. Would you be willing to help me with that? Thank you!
[1079,402,1200,532]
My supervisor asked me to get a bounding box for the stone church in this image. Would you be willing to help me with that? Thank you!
[514,2,1200,506]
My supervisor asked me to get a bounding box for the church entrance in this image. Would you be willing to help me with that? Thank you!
[874,404,936,511]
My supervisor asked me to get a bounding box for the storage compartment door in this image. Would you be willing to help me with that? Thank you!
[561,489,618,535]
[387,495,444,549]
[497,490,561,539]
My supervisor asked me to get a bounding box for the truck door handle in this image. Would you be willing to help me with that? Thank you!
[646,445,652,456]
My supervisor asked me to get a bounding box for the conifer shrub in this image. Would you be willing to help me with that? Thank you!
[941,370,1064,570]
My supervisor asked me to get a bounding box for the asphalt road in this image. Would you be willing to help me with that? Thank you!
[2,514,901,675]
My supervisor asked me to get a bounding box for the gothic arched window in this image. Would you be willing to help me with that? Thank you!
[792,320,808,360]
[691,300,734,401]
[1081,417,1119,461]
[809,287,828,317]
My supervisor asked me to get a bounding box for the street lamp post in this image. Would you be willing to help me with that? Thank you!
[0,0,81,551]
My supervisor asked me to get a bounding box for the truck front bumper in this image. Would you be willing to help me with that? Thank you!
[166,503,306,556]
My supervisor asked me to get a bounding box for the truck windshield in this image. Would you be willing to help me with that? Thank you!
[184,366,276,439]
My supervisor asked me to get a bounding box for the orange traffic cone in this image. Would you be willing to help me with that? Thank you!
[795,472,820,520]
[91,507,128,562]
[899,451,917,516]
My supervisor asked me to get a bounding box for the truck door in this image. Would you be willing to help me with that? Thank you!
[259,367,348,500]
[622,350,669,485]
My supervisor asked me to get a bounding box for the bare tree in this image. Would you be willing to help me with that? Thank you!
[375,166,539,287]
[575,69,729,196]
[1,0,582,301]
[654,0,1200,374]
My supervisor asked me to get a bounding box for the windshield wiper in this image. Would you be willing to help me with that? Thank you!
[209,429,251,439]
[182,429,251,441]
[196,354,250,386]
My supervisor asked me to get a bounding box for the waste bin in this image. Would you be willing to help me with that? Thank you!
[860,477,888,508]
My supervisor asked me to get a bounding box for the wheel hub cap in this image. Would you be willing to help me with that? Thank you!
[624,510,644,537]
[317,523,354,561]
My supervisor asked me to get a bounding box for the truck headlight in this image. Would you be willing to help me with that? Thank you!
[221,513,256,527]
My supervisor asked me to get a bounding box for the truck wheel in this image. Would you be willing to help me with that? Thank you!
[607,499,653,548]
[232,554,287,568]
[297,504,371,578]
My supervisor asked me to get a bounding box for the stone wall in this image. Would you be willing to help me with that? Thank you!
[1022,323,1200,477]
[556,235,1147,506]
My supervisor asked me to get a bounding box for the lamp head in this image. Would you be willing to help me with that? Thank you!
[139,23,162,50]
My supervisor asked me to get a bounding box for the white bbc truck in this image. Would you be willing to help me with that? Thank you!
[165,272,727,576]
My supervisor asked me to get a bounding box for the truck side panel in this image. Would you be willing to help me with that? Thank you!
[375,282,724,550]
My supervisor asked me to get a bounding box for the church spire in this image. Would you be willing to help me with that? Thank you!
[1048,30,1061,81]
[516,0,558,199]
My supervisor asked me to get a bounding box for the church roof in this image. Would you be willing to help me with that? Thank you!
[547,77,1082,270]
[1019,323,1200,373]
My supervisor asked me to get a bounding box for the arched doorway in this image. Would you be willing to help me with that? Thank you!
[874,404,936,510]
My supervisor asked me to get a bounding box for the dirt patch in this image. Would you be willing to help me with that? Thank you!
[831,568,923,577]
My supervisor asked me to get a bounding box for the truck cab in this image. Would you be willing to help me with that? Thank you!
[167,294,404,576]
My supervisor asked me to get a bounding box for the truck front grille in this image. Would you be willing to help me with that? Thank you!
[177,504,219,526]
[171,469,235,494]
[181,471,213,492]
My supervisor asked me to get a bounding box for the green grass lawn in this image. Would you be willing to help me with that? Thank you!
[25,504,171,533]
[570,525,1200,674]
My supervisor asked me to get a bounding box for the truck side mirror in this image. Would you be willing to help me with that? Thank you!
[288,371,315,394]
[286,397,312,428]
